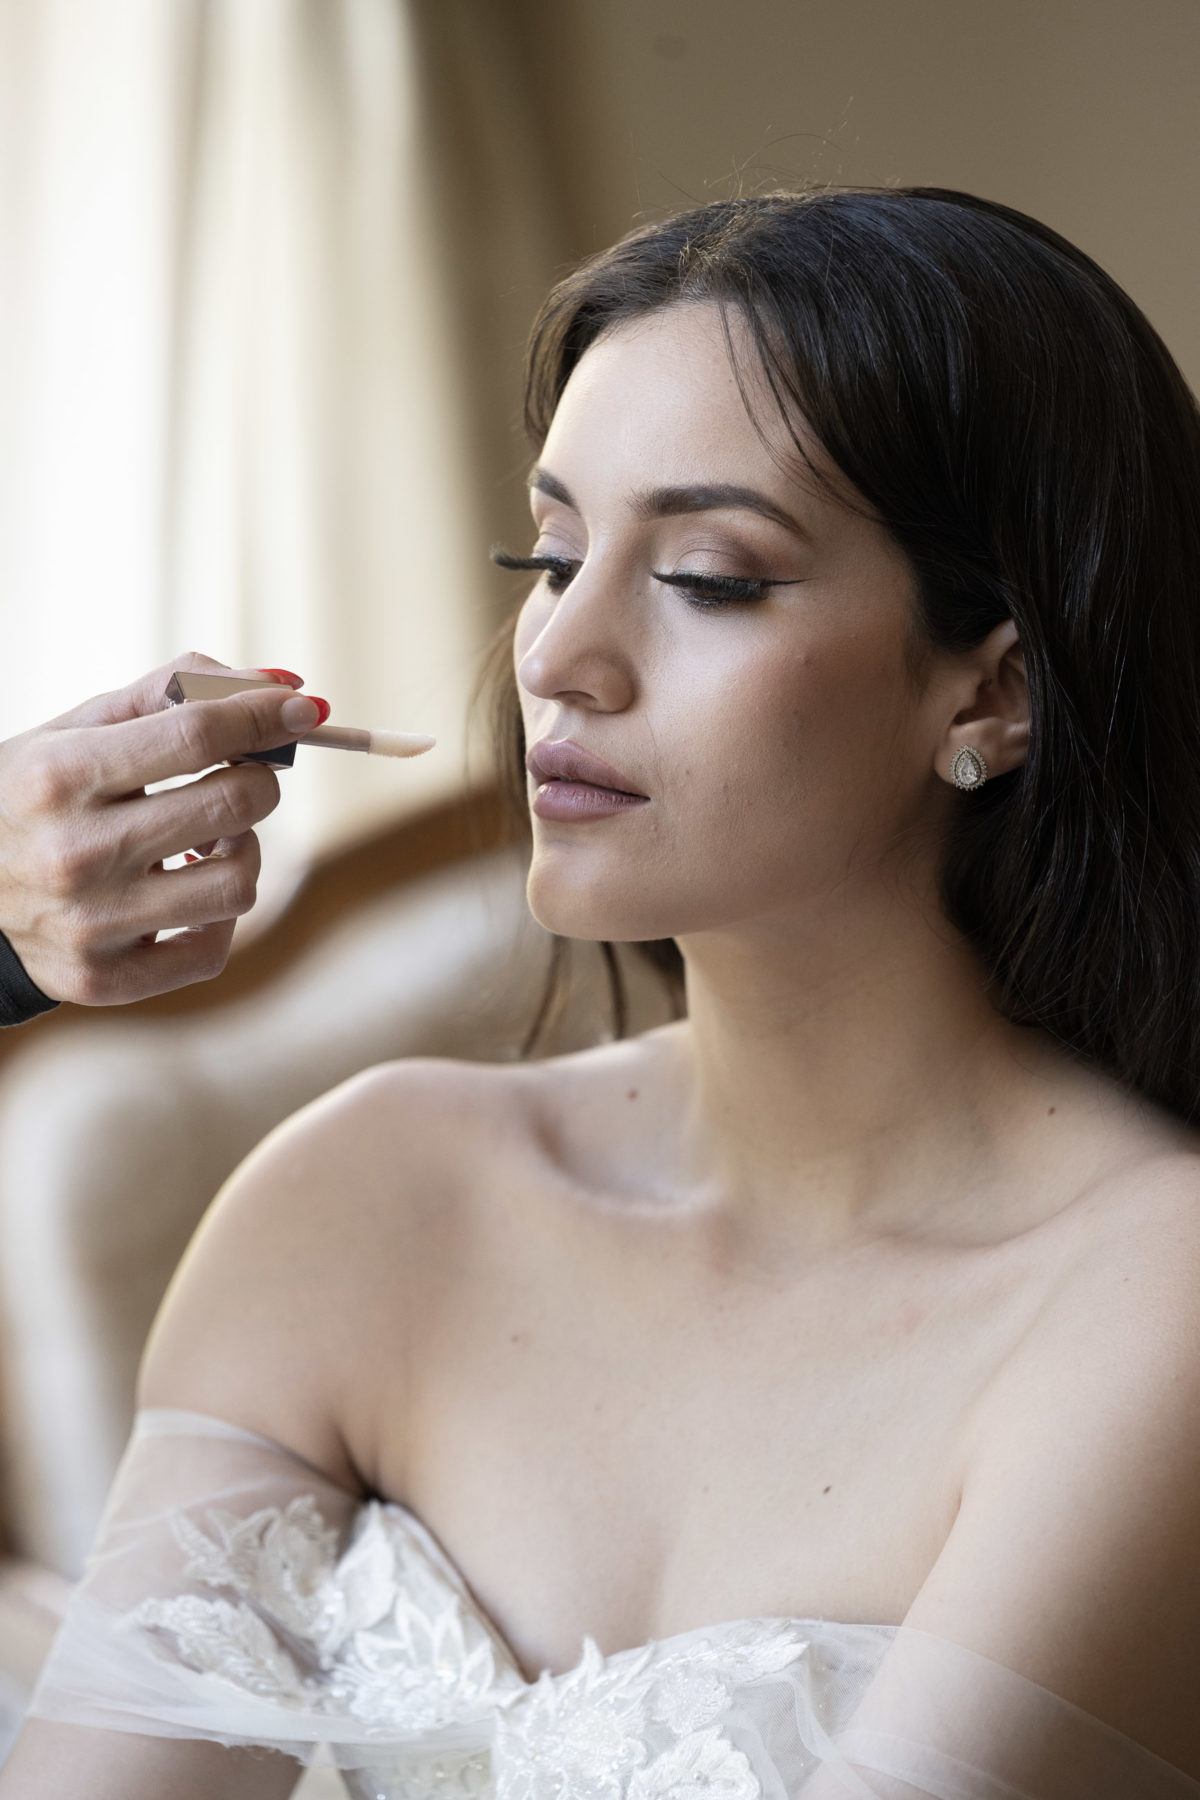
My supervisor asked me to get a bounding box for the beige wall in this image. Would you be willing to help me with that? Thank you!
[505,0,1200,393]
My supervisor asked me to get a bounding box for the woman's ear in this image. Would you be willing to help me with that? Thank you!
[937,618,1029,786]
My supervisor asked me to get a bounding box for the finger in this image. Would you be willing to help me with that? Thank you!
[70,919,240,1006]
[109,762,281,865]
[51,654,306,730]
[121,832,263,936]
[49,653,241,731]
[84,687,322,796]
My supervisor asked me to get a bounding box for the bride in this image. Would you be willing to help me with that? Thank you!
[4,186,1200,1797]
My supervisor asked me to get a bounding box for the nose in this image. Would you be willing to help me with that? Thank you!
[515,561,637,713]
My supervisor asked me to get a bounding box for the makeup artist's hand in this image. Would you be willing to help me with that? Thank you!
[0,652,323,1007]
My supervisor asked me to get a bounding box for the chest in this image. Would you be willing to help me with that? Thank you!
[370,1201,1058,1682]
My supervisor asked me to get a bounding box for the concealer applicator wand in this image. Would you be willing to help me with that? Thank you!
[165,670,436,768]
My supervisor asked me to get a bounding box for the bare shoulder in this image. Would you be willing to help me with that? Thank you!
[988,1032,1200,1349]
[905,1143,1200,1770]
[977,1135,1200,1433]
[1049,1138,1200,1338]
[137,1055,548,1480]
[138,1031,681,1487]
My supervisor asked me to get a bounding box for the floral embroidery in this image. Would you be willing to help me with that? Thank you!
[133,1593,308,1700]
[168,1495,388,1663]
[130,1499,522,1735]
[126,1496,813,1799]
[628,1729,759,1800]
[492,1623,809,1800]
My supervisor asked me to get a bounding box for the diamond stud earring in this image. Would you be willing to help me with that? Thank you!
[951,745,989,790]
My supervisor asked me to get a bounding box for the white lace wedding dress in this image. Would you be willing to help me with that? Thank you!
[28,1410,1200,1797]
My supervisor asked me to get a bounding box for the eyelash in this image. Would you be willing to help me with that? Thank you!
[490,549,782,610]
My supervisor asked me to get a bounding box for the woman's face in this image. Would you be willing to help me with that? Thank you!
[514,302,950,945]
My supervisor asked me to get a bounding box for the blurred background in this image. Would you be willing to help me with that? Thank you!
[4,0,1199,873]
[0,0,1198,1771]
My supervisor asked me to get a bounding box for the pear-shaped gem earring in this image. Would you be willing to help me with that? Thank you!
[951,745,989,789]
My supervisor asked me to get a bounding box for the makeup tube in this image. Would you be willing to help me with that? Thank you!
[164,671,436,766]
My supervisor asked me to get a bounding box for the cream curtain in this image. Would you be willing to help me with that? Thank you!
[0,0,562,875]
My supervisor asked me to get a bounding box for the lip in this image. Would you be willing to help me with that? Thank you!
[526,739,648,798]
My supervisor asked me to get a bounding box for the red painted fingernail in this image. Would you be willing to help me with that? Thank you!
[307,695,332,725]
[257,667,304,687]
[184,852,201,864]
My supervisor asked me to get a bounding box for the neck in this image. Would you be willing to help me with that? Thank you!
[672,876,1046,1254]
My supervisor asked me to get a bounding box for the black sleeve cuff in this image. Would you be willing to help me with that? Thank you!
[0,931,60,1026]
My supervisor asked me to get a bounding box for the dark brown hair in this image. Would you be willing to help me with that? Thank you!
[485,187,1200,1122]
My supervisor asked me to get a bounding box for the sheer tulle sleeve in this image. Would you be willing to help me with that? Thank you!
[778,1623,1200,1798]
[27,1408,1200,1797]
[28,1409,521,1783]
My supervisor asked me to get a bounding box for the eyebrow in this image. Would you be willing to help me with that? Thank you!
[526,466,811,543]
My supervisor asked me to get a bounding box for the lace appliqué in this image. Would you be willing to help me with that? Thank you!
[129,1497,522,1735]
[126,1495,812,1798]
[493,1623,810,1800]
